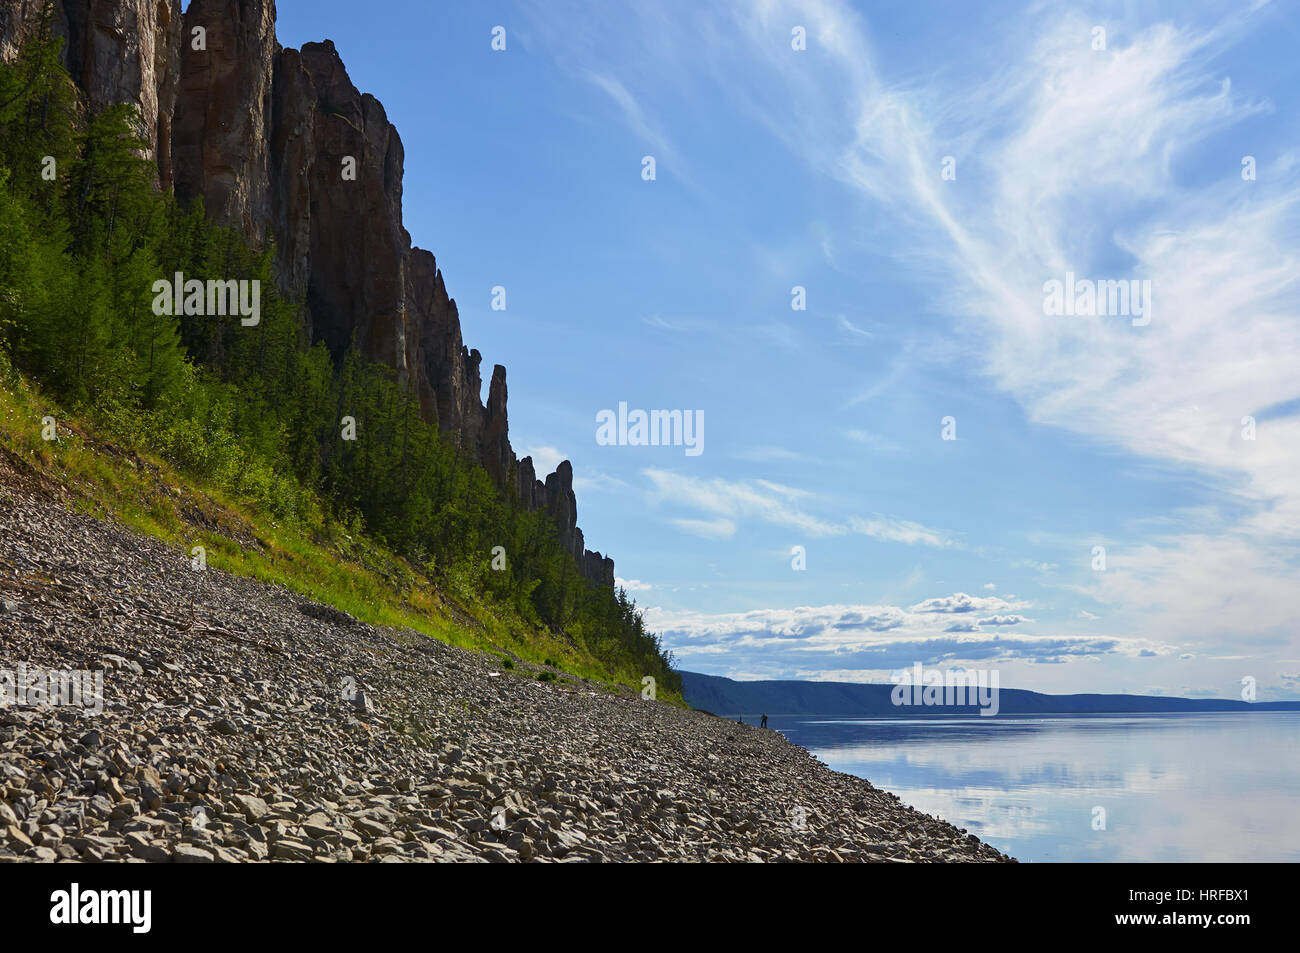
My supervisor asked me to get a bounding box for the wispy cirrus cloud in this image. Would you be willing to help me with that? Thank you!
[669,516,737,540]
[733,445,810,463]
[716,0,1300,654]
[572,469,629,493]
[645,469,843,538]
[582,70,676,161]
[849,515,959,548]
[644,469,959,546]
[836,315,873,340]
[844,429,900,453]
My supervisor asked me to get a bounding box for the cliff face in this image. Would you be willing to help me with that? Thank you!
[0,1,48,63]
[0,0,614,586]
[173,0,274,236]
[4,0,183,187]
[272,40,410,372]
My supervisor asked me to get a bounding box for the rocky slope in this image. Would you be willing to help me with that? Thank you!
[0,0,611,584]
[0,475,1012,863]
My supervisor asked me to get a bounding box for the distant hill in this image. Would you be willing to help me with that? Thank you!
[681,671,1300,716]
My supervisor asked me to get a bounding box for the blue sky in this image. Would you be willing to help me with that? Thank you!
[275,0,1300,699]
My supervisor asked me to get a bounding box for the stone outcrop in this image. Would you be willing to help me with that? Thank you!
[271,39,409,369]
[481,365,513,489]
[0,0,613,585]
[404,246,488,443]
[270,40,519,474]
[584,550,616,590]
[172,0,275,235]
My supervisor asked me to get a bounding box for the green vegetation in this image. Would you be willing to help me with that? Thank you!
[0,30,681,699]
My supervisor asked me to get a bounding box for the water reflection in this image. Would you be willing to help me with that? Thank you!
[768,712,1300,862]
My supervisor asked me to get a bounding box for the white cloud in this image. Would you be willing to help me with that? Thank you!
[909,592,1028,614]
[647,596,1164,665]
[645,469,957,546]
[646,469,842,537]
[582,70,678,165]
[734,445,808,463]
[573,469,629,493]
[836,315,873,339]
[850,515,959,548]
[719,0,1300,655]
[670,517,737,540]
[844,430,900,453]
[641,314,699,333]
[523,446,565,476]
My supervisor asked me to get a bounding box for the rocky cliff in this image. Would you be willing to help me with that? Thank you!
[173,0,274,235]
[0,0,613,586]
[2,0,183,187]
